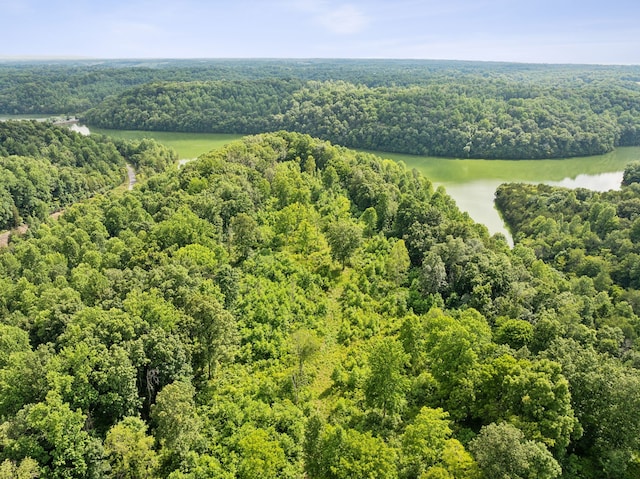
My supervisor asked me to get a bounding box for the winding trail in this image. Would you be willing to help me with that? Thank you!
[126,163,136,190]
[0,224,27,248]
[0,163,136,248]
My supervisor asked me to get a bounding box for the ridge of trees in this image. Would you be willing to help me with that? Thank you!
[82,78,640,159]
[2,59,639,114]
[0,131,639,477]
[2,60,640,159]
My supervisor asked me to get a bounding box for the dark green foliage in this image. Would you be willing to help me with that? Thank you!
[326,219,363,268]
[622,161,640,186]
[3,60,640,160]
[469,422,561,479]
[82,77,639,160]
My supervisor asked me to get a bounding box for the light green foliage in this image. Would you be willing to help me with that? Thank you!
[0,129,639,479]
[1,392,102,479]
[471,355,577,451]
[401,409,480,479]
[290,328,321,401]
[399,313,430,373]
[364,337,409,419]
[420,309,492,412]
[0,458,40,479]
[469,422,561,479]
[0,324,30,368]
[437,439,480,479]
[0,346,51,419]
[493,317,534,350]
[151,208,217,250]
[104,416,158,479]
[306,424,398,479]
[386,239,411,286]
[151,381,202,472]
[54,340,140,433]
[401,407,452,477]
[236,427,286,479]
[272,162,311,208]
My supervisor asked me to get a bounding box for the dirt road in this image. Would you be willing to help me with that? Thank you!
[0,163,136,248]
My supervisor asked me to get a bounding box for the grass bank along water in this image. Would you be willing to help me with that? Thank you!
[89,127,243,159]
[87,127,640,242]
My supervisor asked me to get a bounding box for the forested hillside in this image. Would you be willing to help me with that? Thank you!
[496,163,640,297]
[83,78,640,159]
[3,59,638,115]
[0,121,176,232]
[1,131,639,478]
[3,59,640,159]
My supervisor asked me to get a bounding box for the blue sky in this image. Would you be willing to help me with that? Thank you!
[1,0,639,64]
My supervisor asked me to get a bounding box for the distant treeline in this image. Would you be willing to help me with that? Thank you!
[3,58,638,115]
[3,59,640,158]
[83,78,640,159]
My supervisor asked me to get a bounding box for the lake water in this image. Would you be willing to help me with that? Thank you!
[438,172,624,242]
[375,148,640,243]
[82,127,640,243]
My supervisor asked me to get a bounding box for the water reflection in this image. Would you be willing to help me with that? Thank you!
[547,171,623,191]
[69,124,90,136]
[441,171,625,246]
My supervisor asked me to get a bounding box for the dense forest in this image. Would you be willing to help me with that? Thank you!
[82,78,640,159]
[3,59,640,159]
[1,129,639,478]
[3,59,638,114]
[0,121,176,232]
[496,163,640,298]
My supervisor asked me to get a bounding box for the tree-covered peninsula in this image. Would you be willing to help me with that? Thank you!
[0,131,639,478]
[82,78,640,159]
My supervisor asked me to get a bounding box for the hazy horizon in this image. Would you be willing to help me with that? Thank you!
[0,56,638,68]
[2,0,639,65]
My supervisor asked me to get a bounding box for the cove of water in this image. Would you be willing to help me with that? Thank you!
[377,148,640,244]
[443,172,624,243]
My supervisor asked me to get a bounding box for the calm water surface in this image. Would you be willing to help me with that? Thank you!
[86,127,640,243]
[375,148,640,243]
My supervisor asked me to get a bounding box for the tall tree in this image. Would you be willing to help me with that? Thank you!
[326,219,362,269]
[469,422,561,479]
[364,337,408,420]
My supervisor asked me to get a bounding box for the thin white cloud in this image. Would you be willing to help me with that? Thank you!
[285,0,370,35]
[316,4,368,34]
